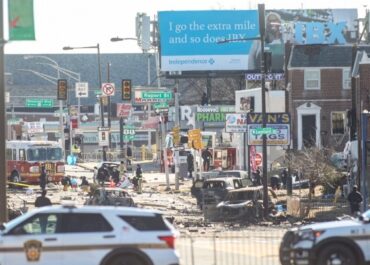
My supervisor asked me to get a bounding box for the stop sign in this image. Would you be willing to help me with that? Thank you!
[255,153,262,166]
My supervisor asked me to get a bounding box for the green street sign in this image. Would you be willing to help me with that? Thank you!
[26,99,54,108]
[7,118,22,125]
[142,91,172,100]
[153,102,169,109]
[252,127,277,135]
[123,126,136,141]
[94,90,102,95]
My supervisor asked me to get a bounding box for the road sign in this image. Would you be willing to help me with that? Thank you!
[26,99,54,108]
[7,118,22,125]
[123,125,136,141]
[153,102,169,109]
[117,103,131,118]
[135,90,173,104]
[98,131,109,146]
[101,83,115,96]
[154,108,169,114]
[188,129,202,149]
[248,124,290,146]
[142,91,172,99]
[98,127,110,132]
[75,82,89,98]
[251,127,277,135]
[172,126,180,146]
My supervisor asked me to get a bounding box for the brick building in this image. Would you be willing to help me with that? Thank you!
[287,45,370,151]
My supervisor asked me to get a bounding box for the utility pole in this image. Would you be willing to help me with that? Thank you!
[161,112,170,190]
[0,0,7,223]
[258,4,269,218]
[107,63,112,149]
[174,80,180,190]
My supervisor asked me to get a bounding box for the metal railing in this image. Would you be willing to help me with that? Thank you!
[177,228,285,265]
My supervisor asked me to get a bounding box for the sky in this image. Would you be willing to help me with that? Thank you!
[3,0,369,54]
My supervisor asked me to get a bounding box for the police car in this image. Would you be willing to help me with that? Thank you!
[280,210,370,265]
[0,205,179,265]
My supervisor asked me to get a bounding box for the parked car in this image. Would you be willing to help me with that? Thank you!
[0,204,179,265]
[217,186,277,222]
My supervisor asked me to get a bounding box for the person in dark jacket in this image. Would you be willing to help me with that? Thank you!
[39,163,47,191]
[347,185,363,215]
[187,152,194,179]
[35,190,52,233]
[201,148,212,171]
[135,165,143,193]
[35,189,52,208]
[253,169,262,186]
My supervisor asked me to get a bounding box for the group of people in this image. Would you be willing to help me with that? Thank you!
[94,162,143,193]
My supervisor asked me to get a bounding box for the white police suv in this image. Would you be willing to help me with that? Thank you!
[280,210,370,265]
[0,205,179,265]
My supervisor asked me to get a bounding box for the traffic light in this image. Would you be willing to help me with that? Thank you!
[122,79,132,100]
[57,79,68,100]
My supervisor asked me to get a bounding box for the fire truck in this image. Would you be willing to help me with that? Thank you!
[6,140,65,184]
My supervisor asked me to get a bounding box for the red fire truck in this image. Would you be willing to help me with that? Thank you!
[6,140,65,184]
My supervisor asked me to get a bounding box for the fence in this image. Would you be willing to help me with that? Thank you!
[286,195,350,220]
[177,228,285,265]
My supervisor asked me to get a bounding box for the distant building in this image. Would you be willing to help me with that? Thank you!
[287,45,370,151]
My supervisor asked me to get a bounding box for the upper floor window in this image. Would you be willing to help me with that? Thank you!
[343,68,351,89]
[304,69,320,90]
[331,112,346,135]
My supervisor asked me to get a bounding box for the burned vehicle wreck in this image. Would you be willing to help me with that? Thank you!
[85,187,136,207]
[216,186,277,222]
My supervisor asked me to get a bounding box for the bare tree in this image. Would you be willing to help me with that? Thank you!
[287,147,340,202]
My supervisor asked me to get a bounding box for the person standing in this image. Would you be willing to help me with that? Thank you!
[347,185,363,215]
[253,169,262,186]
[34,190,52,234]
[135,164,143,193]
[201,148,212,171]
[35,189,52,208]
[119,161,126,177]
[39,163,47,191]
[187,152,194,179]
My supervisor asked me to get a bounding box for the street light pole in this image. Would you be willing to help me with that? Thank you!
[23,55,65,161]
[62,44,106,160]
[111,36,158,159]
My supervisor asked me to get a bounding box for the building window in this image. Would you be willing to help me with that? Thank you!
[331,112,345,135]
[304,69,320,90]
[343,68,351,89]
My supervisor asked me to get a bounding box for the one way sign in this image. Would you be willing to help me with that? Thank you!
[75,82,89,98]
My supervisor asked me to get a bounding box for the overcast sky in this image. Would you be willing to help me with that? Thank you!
[4,0,368,54]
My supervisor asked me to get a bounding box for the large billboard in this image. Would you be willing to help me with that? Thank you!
[158,9,358,73]
[158,10,260,72]
[248,9,358,71]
